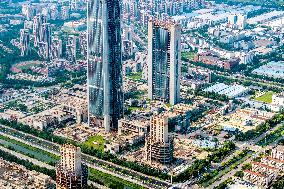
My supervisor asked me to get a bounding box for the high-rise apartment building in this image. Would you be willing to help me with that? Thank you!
[20,29,30,56]
[38,23,52,59]
[70,0,77,10]
[50,4,58,20]
[145,115,174,164]
[22,4,35,20]
[33,14,46,47]
[148,19,181,105]
[61,6,70,20]
[56,144,88,189]
[79,32,87,58]
[228,14,247,29]
[51,36,63,60]
[66,35,77,63]
[87,0,123,132]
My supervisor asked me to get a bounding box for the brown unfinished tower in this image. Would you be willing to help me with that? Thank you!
[56,144,88,189]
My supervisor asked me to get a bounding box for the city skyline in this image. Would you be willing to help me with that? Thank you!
[0,0,284,189]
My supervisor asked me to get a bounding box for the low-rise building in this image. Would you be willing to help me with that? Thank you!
[271,145,284,161]
[220,108,275,132]
[0,158,54,188]
[194,52,239,70]
[243,170,273,188]
[19,107,73,130]
[204,83,249,98]
[252,61,284,79]
[244,145,284,188]
[118,118,150,145]
[272,92,284,107]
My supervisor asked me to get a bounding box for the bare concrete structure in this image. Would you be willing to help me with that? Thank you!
[145,115,174,164]
[56,144,88,189]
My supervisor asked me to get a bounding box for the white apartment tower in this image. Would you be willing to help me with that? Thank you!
[61,6,70,20]
[70,0,77,10]
[20,29,30,56]
[148,19,181,105]
[66,35,77,63]
[228,14,247,29]
[51,36,63,60]
[59,144,82,174]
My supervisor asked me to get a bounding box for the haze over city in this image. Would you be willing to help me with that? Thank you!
[0,0,284,188]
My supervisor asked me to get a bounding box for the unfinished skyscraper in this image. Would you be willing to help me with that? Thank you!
[56,144,88,189]
[145,115,174,164]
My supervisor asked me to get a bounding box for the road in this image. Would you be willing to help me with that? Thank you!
[184,60,284,91]
[88,181,109,189]
[0,143,109,189]
[208,155,254,189]
[0,145,54,170]
[206,122,284,188]
[0,124,171,189]
[1,120,282,189]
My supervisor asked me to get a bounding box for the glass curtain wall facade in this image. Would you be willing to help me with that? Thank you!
[88,0,123,132]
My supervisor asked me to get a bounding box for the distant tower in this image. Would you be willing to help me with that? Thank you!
[61,6,70,20]
[148,19,181,105]
[50,4,58,20]
[42,7,50,20]
[20,29,30,56]
[228,14,247,29]
[33,14,46,47]
[87,0,123,132]
[79,32,87,58]
[38,23,52,59]
[22,4,35,20]
[236,14,247,30]
[56,144,88,189]
[51,36,63,60]
[145,115,174,164]
[70,0,77,11]
[66,35,77,63]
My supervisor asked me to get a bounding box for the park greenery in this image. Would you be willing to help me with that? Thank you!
[89,168,146,189]
[234,170,244,178]
[181,52,196,61]
[0,148,56,179]
[0,119,170,180]
[173,141,236,182]
[199,150,251,187]
[253,91,275,104]
[272,177,284,189]
[256,124,284,146]
[278,138,284,145]
[126,72,143,81]
[195,90,229,102]
[82,135,105,152]
[213,178,234,189]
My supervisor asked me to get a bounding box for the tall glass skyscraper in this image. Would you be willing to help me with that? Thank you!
[87,0,123,132]
[148,19,181,105]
